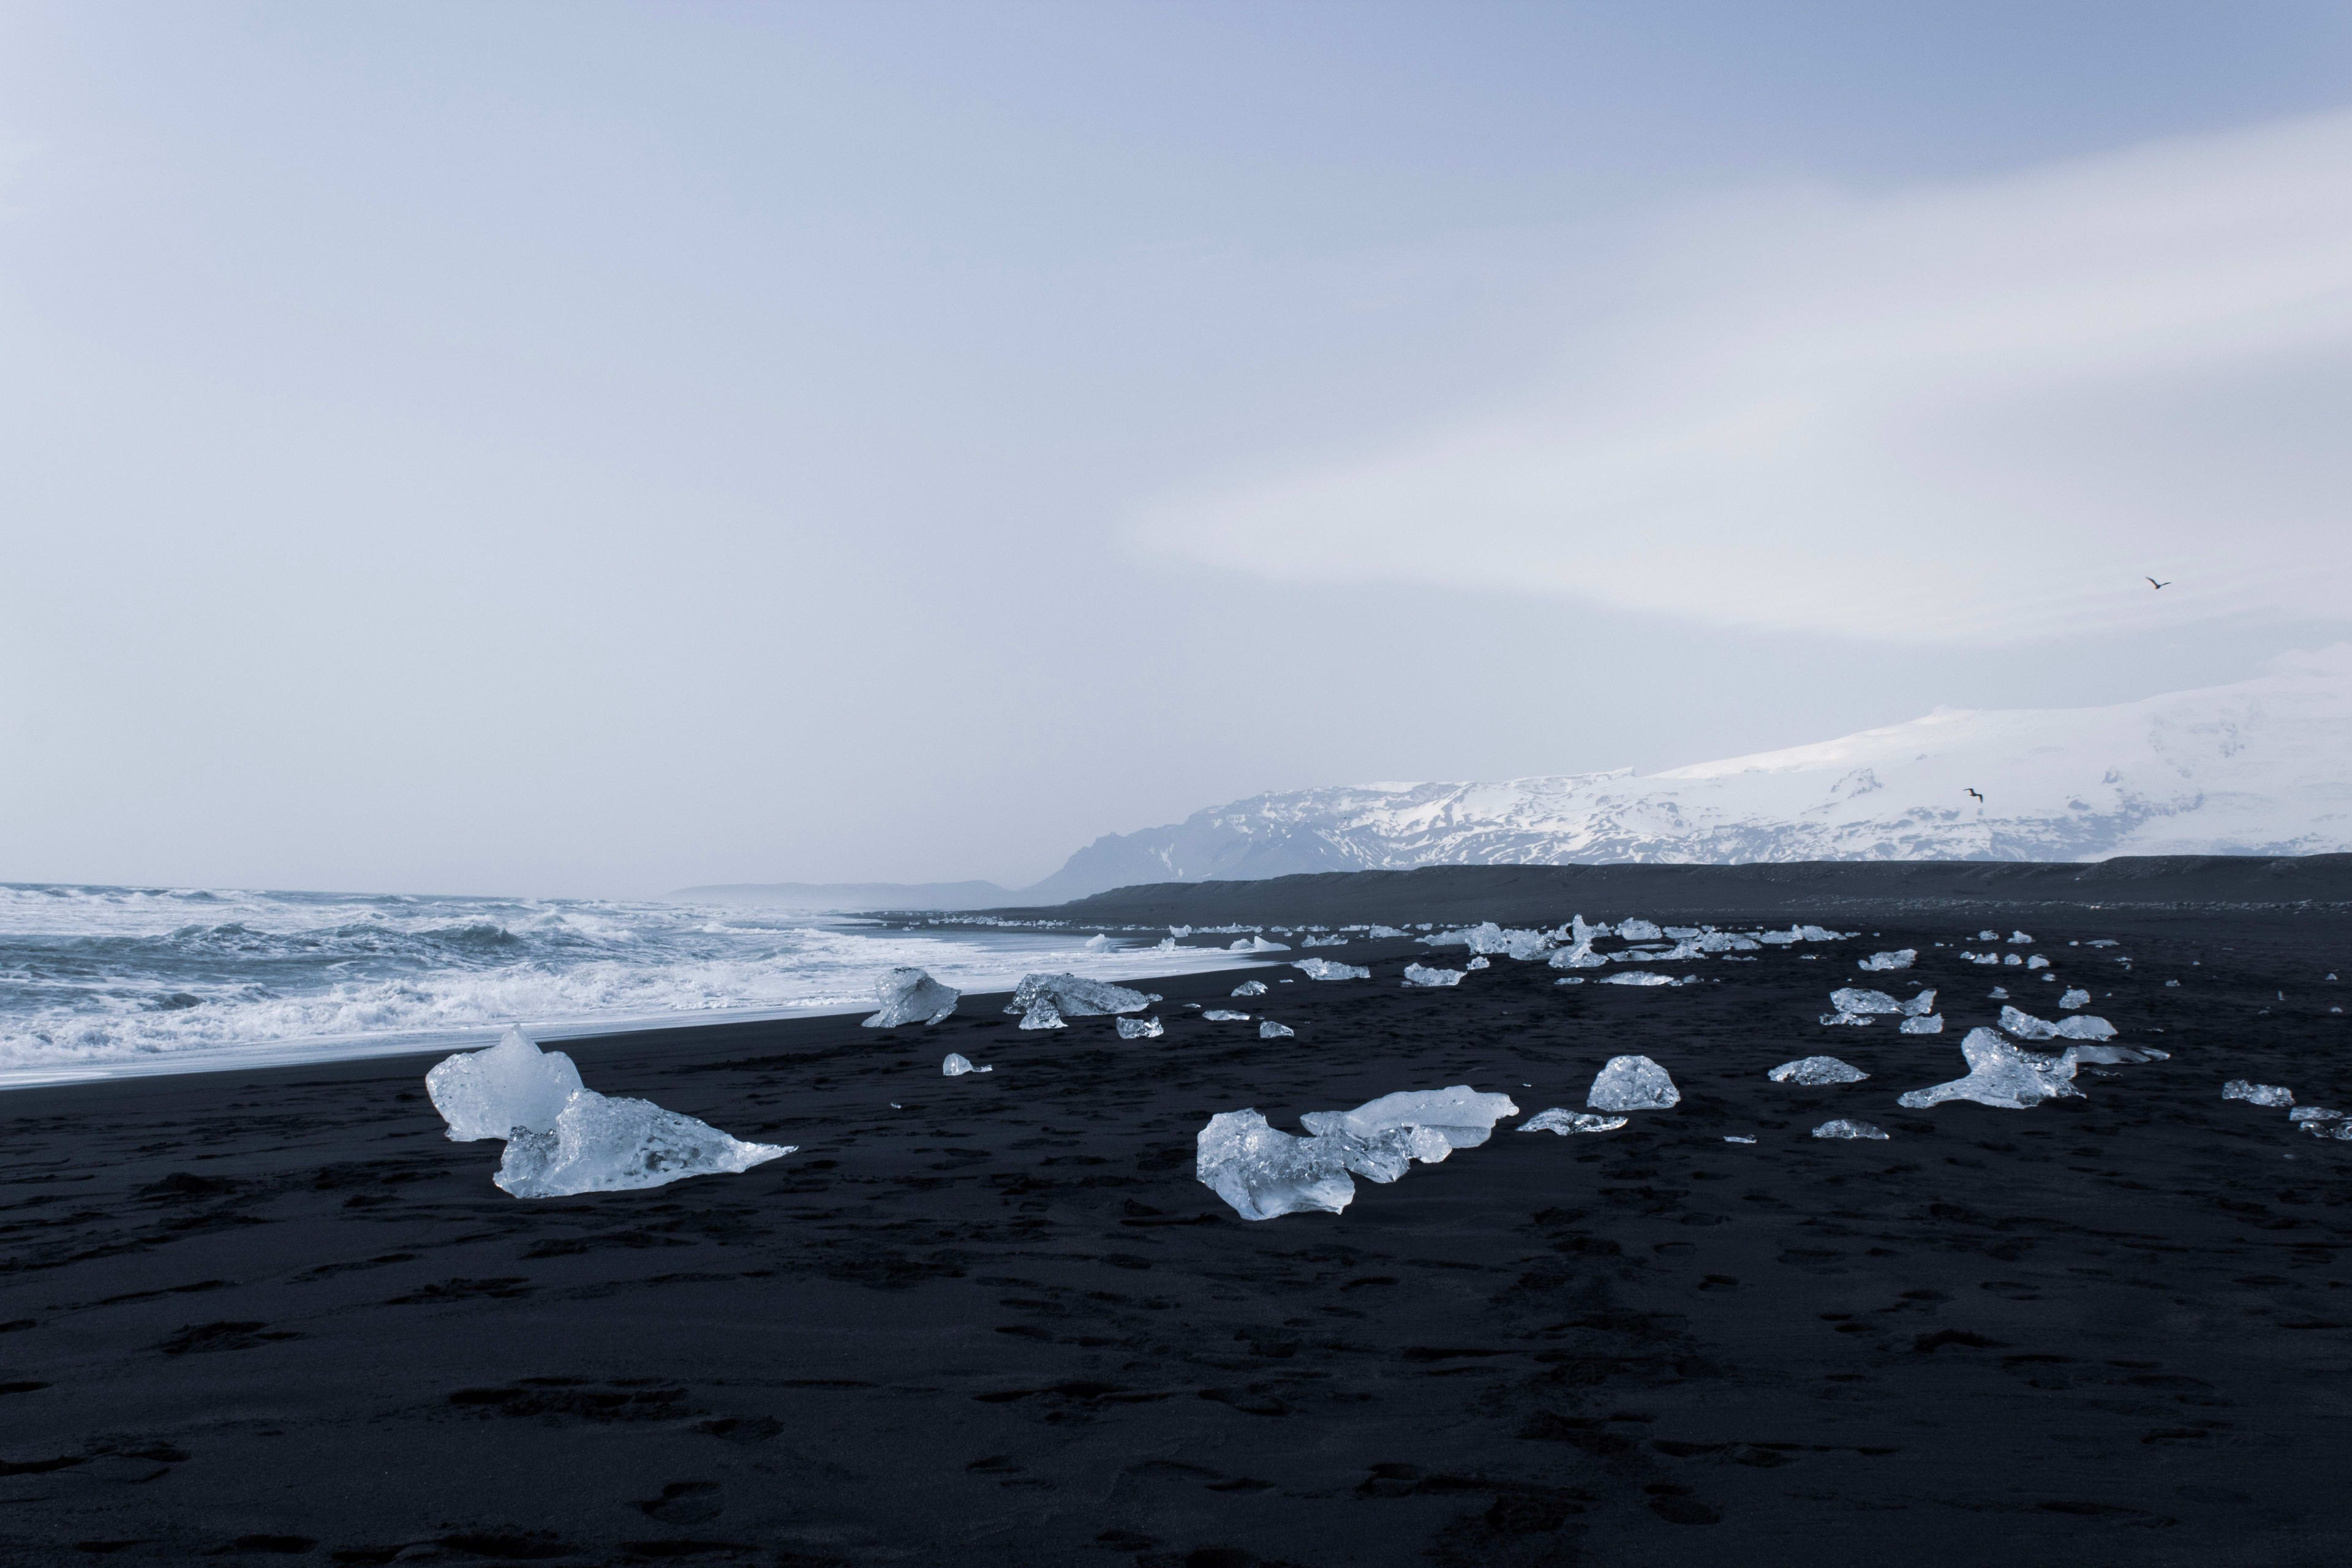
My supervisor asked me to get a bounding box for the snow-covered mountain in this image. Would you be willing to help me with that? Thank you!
[1026,646,2352,901]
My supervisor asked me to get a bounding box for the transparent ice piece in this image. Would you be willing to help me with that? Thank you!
[1831,988,1903,1014]
[1600,971,1677,987]
[1229,935,1291,952]
[426,1029,585,1143]
[1724,1134,1757,1144]
[2059,988,2092,1010]
[1005,971,1158,1017]
[941,1052,993,1075]
[1898,1027,2082,1110]
[1769,1056,1868,1085]
[1812,1118,1888,1140]
[2026,955,2049,970]
[1899,1014,1945,1034]
[494,1090,791,1199]
[1294,957,1370,981]
[2288,1107,2343,1123]
[862,967,960,1028]
[1203,1008,1251,1021]
[1232,980,1268,997]
[1084,933,1115,951]
[2000,1005,2117,1041]
[2065,1043,2165,1063]
[2010,931,2033,943]
[1402,963,1465,987]
[1259,1020,1295,1039]
[1117,1016,1164,1040]
[1588,1055,1680,1111]
[1858,949,1917,971]
[1900,989,1938,1016]
[2222,1080,2293,1107]
[1520,1108,1627,1136]
[1617,919,1664,940]
[1366,925,1407,938]
[1019,999,1066,1030]
[1194,1109,1355,1221]
[1303,1087,1521,1152]
[1467,956,1491,970]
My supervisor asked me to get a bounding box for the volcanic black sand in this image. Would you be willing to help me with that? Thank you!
[3,899,2349,1566]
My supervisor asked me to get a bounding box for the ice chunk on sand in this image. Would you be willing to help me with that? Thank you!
[1608,918,1658,940]
[862,967,960,1028]
[1601,971,1678,987]
[2223,1080,2293,1107]
[1899,1014,1945,1034]
[2000,1005,2117,1041]
[1769,1056,1868,1085]
[1304,1087,1521,1152]
[1232,980,1268,997]
[1366,925,1407,938]
[2059,987,2092,1009]
[1901,989,1937,1016]
[2303,1120,2352,1141]
[494,1091,791,1199]
[1989,986,2010,999]
[1018,999,1066,1030]
[1202,1008,1250,1022]
[2026,954,2049,970]
[2010,931,2033,943]
[1084,933,1115,951]
[1812,1118,1888,1140]
[1520,1108,1627,1136]
[1898,1027,2082,1110]
[1724,1133,1757,1144]
[1589,1055,1679,1111]
[1549,943,1607,970]
[1229,935,1291,952]
[1005,972,1158,1017]
[427,1029,585,1142]
[1195,1109,1356,1221]
[1466,956,1491,970]
[2065,1043,2165,1063]
[2288,1107,2343,1123]
[1426,921,1507,952]
[1300,933,1349,947]
[1154,935,1177,951]
[1403,963,1465,987]
[1259,1020,1295,1039]
[1295,957,1370,981]
[1116,1016,1164,1040]
[942,1052,993,1076]
[1858,949,1916,971]
[1978,930,2000,941]
[1831,987,1904,1014]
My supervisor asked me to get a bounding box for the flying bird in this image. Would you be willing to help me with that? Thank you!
[2147,576,2171,589]
[1966,788,1984,802]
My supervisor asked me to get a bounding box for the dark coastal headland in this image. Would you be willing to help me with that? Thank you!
[3,859,2348,1566]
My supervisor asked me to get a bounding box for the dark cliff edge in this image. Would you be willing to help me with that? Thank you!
[976,854,2352,926]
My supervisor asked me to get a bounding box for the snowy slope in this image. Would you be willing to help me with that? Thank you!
[1027,646,2352,900]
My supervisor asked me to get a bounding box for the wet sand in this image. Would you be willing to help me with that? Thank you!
[2,904,2348,1566]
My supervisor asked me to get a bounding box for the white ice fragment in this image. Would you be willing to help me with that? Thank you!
[1294,957,1370,981]
[1588,1055,1680,1112]
[1402,963,1465,987]
[1366,925,1407,938]
[1019,999,1066,1030]
[1084,933,1115,951]
[1616,919,1664,940]
[1005,971,1158,1017]
[1724,1134,1758,1144]
[2223,1080,2294,1107]
[1549,943,1607,970]
[2067,1043,2166,1063]
[2010,931,2033,943]
[1831,987,1904,1014]
[1898,1027,2082,1110]
[1901,989,1938,1016]
[1194,1109,1355,1221]
[1304,1087,1520,1152]
[1155,936,1177,951]
[1989,986,2010,1000]
[1768,1056,1868,1085]
[1259,1020,1295,1039]
[1466,956,1491,970]
[494,1090,791,1199]
[1999,1005,2117,1041]
[2288,1107,2344,1123]
[862,967,960,1028]
[1116,1016,1164,1040]
[426,1029,585,1143]
[1520,1108,1627,1136]
[1899,1014,1945,1034]
[1555,977,1584,986]
[1232,980,1268,997]
[1812,1118,1888,1140]
[1858,949,1917,971]
[1977,930,2000,941]
[1601,971,1678,987]
[1300,933,1350,947]
[2059,988,2092,1010]
[2302,1121,2352,1141]
[941,1052,993,1075]
[1202,1008,1251,1022]
[1229,935,1291,952]
[2026,955,2049,970]
[2003,954,2023,967]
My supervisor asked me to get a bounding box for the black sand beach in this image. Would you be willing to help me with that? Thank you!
[4,879,2349,1566]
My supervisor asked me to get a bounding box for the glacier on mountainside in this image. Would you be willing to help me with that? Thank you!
[1020,647,2352,899]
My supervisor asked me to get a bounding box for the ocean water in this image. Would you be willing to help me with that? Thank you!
[0,883,1232,1089]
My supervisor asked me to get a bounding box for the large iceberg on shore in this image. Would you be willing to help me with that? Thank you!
[862,967,960,1028]
[428,1031,791,1199]
[1898,1027,2082,1110]
[1589,1055,1680,1111]
[1195,1110,1357,1219]
[1005,972,1159,1017]
[426,1028,583,1142]
[1197,1086,1521,1219]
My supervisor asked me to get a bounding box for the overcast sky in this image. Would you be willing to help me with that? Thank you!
[5,1,2350,898]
